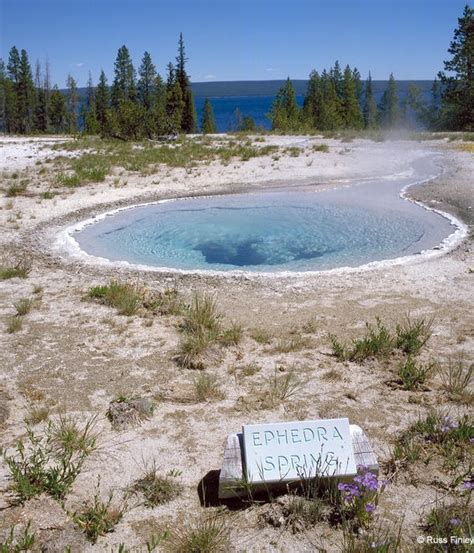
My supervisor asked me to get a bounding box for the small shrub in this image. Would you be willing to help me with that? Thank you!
[6,316,23,334]
[350,318,393,361]
[439,353,473,400]
[397,356,435,390]
[395,315,433,355]
[0,259,31,280]
[40,191,56,200]
[312,144,329,153]
[73,480,124,543]
[0,521,35,552]
[14,298,33,316]
[3,424,92,502]
[166,515,230,553]
[32,285,43,294]
[232,362,261,377]
[193,373,224,402]
[130,461,182,507]
[329,318,393,362]
[341,519,403,553]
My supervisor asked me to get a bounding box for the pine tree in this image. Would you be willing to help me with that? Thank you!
[111,45,137,108]
[363,72,378,129]
[330,61,344,97]
[17,49,35,132]
[49,85,66,132]
[34,62,47,133]
[153,74,167,135]
[66,74,78,133]
[165,62,184,133]
[352,67,363,102]
[438,4,474,130]
[378,73,400,128]
[270,77,301,131]
[83,72,99,134]
[201,98,217,133]
[319,70,343,130]
[342,65,363,128]
[7,46,20,84]
[304,70,323,129]
[0,59,6,132]
[138,51,157,110]
[175,33,196,132]
[95,70,110,134]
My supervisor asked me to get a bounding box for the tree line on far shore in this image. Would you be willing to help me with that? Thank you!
[0,34,198,139]
[270,5,473,133]
[0,5,472,137]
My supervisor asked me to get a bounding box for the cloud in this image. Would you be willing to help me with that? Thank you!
[76,62,84,68]
[265,67,276,73]
[204,74,217,80]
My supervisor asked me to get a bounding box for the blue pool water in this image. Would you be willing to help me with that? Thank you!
[74,179,455,273]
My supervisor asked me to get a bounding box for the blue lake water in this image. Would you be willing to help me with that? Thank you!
[74,174,454,273]
[194,95,304,132]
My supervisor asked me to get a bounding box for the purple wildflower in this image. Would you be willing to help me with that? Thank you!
[461,480,474,491]
[437,415,459,433]
[450,518,461,527]
[365,502,376,513]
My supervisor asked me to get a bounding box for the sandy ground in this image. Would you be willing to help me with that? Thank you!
[0,135,472,551]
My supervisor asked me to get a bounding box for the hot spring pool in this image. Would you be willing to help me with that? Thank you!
[70,175,458,273]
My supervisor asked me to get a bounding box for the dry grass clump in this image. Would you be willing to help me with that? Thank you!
[48,414,99,456]
[272,334,311,353]
[165,514,230,553]
[237,366,303,411]
[0,258,31,280]
[6,316,23,334]
[24,405,49,425]
[176,293,242,369]
[87,281,184,318]
[193,373,225,402]
[13,298,33,316]
[439,353,473,402]
[129,461,182,507]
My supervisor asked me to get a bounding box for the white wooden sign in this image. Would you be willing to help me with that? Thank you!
[243,418,357,483]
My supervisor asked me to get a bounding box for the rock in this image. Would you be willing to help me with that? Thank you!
[106,397,154,430]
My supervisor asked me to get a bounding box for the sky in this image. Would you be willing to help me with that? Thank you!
[0,0,470,88]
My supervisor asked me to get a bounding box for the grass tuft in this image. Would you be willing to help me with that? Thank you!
[193,373,225,402]
[6,316,23,334]
[13,298,33,316]
[0,259,31,280]
[166,515,230,553]
[129,461,182,507]
[439,353,473,402]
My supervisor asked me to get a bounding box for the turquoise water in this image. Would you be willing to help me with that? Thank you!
[74,183,454,273]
